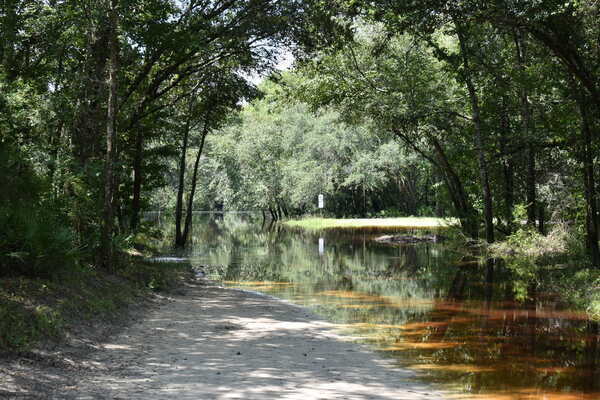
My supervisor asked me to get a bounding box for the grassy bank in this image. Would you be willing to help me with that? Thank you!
[283,217,453,231]
[0,259,191,352]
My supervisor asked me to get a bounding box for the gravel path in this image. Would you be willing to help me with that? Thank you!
[3,281,450,399]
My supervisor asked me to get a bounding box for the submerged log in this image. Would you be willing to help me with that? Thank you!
[374,234,445,244]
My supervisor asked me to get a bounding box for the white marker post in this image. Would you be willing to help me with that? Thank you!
[318,194,324,218]
[318,194,325,255]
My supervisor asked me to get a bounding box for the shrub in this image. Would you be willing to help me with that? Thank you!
[490,223,598,311]
[0,142,79,279]
[1,205,79,278]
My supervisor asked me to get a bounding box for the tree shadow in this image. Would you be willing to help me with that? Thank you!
[68,284,448,399]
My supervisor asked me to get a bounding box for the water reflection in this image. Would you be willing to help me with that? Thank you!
[161,214,600,399]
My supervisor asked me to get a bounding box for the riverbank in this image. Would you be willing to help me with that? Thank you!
[283,217,453,231]
[1,279,449,399]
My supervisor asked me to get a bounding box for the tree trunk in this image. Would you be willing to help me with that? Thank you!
[181,117,210,246]
[499,98,515,232]
[0,1,18,80]
[514,29,538,229]
[538,202,546,236]
[48,120,65,196]
[130,129,144,231]
[113,169,125,234]
[174,100,194,248]
[526,144,537,227]
[430,138,478,237]
[456,23,494,243]
[100,0,119,270]
[73,17,110,166]
[394,126,478,237]
[578,96,600,266]
[277,201,289,219]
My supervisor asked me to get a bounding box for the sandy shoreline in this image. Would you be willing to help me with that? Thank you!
[2,281,449,399]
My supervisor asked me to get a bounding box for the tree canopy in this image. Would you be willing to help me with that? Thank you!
[2,0,600,275]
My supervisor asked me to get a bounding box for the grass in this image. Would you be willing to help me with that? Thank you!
[0,258,192,352]
[283,217,454,231]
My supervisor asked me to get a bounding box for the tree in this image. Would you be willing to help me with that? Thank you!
[100,0,120,269]
[192,77,435,219]
[295,28,481,235]
[173,70,256,248]
[1,0,351,273]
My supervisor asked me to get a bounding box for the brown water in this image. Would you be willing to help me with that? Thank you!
[166,214,600,399]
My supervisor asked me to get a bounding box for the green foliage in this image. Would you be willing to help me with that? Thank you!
[0,300,63,351]
[2,0,351,273]
[1,205,79,278]
[294,25,481,230]
[557,269,600,321]
[2,0,600,353]
[490,223,594,304]
[492,224,570,261]
[0,142,79,278]
[188,77,436,218]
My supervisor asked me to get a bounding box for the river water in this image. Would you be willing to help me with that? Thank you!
[159,213,600,400]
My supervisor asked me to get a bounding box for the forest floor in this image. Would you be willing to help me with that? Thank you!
[0,279,449,400]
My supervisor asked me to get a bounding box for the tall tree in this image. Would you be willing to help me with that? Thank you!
[100,0,120,269]
[454,20,494,243]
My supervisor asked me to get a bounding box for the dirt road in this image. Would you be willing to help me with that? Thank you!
[3,282,449,400]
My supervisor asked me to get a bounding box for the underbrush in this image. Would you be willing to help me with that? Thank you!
[0,142,81,280]
[0,141,193,352]
[490,223,600,320]
[0,258,192,352]
[1,204,80,279]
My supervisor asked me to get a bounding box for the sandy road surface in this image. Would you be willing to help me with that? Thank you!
[3,281,449,400]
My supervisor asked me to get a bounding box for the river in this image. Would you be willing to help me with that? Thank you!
[156,213,600,400]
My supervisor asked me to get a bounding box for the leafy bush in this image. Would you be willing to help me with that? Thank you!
[1,206,79,278]
[491,223,571,260]
[490,223,597,310]
[560,270,600,321]
[0,142,79,278]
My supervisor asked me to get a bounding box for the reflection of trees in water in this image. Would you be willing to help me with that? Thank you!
[167,215,519,309]
[163,214,600,396]
[448,267,468,301]
[379,251,600,396]
[585,321,599,391]
[387,245,420,275]
[182,215,451,303]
